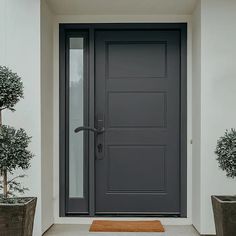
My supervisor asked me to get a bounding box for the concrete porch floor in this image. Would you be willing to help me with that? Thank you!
[44,224,200,236]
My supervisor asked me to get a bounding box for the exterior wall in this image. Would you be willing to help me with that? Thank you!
[200,0,236,234]
[0,0,42,235]
[191,0,236,234]
[41,0,54,233]
[3,1,236,234]
[53,14,193,225]
[191,0,202,232]
[0,0,6,63]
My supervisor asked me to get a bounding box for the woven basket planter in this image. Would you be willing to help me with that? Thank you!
[0,197,37,236]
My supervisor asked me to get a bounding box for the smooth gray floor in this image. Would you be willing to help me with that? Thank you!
[44,224,200,236]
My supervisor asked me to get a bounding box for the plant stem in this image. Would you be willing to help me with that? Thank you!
[0,110,1,177]
[3,170,7,198]
[0,111,6,198]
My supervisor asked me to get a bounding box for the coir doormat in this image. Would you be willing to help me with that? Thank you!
[89,220,165,232]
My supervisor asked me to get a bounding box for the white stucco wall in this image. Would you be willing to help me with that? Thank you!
[192,0,236,234]
[192,0,202,232]
[200,0,236,234]
[41,0,54,233]
[0,0,42,235]
[2,1,236,234]
[0,0,6,64]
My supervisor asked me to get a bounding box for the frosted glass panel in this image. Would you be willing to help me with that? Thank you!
[69,38,84,198]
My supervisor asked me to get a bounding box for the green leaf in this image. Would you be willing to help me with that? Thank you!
[215,129,236,178]
[0,66,24,111]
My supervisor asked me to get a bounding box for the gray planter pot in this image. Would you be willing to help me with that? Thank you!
[212,195,236,236]
[0,197,37,236]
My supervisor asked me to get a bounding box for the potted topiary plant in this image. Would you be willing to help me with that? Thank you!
[212,128,236,236]
[0,66,37,236]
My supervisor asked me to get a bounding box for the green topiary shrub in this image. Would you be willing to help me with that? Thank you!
[0,66,34,200]
[215,129,236,178]
[0,66,23,112]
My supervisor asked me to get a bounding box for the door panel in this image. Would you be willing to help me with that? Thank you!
[107,145,166,192]
[108,92,166,127]
[108,42,167,78]
[95,30,181,214]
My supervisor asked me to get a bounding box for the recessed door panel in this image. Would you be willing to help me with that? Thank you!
[107,145,166,193]
[108,92,166,128]
[108,42,167,78]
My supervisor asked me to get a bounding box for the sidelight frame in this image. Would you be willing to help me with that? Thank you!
[59,29,90,216]
[59,23,187,217]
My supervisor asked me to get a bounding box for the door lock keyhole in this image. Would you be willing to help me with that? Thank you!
[97,143,103,153]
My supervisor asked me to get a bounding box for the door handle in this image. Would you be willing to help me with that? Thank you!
[75,116,105,160]
[74,126,105,134]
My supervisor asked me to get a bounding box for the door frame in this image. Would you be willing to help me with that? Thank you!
[59,23,187,217]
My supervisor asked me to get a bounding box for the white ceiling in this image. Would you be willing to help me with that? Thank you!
[46,0,197,15]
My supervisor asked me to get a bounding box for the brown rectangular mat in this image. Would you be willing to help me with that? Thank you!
[89,220,165,232]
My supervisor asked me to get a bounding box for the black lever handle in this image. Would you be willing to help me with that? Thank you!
[74,126,104,134]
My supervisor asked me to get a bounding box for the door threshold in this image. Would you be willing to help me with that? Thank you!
[66,212,181,217]
[94,213,180,217]
[55,216,191,225]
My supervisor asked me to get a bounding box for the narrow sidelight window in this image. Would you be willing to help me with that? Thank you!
[69,38,84,198]
[62,31,89,214]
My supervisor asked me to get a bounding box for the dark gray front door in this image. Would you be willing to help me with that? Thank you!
[95,30,182,215]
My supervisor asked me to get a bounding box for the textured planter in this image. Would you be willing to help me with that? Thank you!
[0,197,37,236]
[212,196,236,236]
